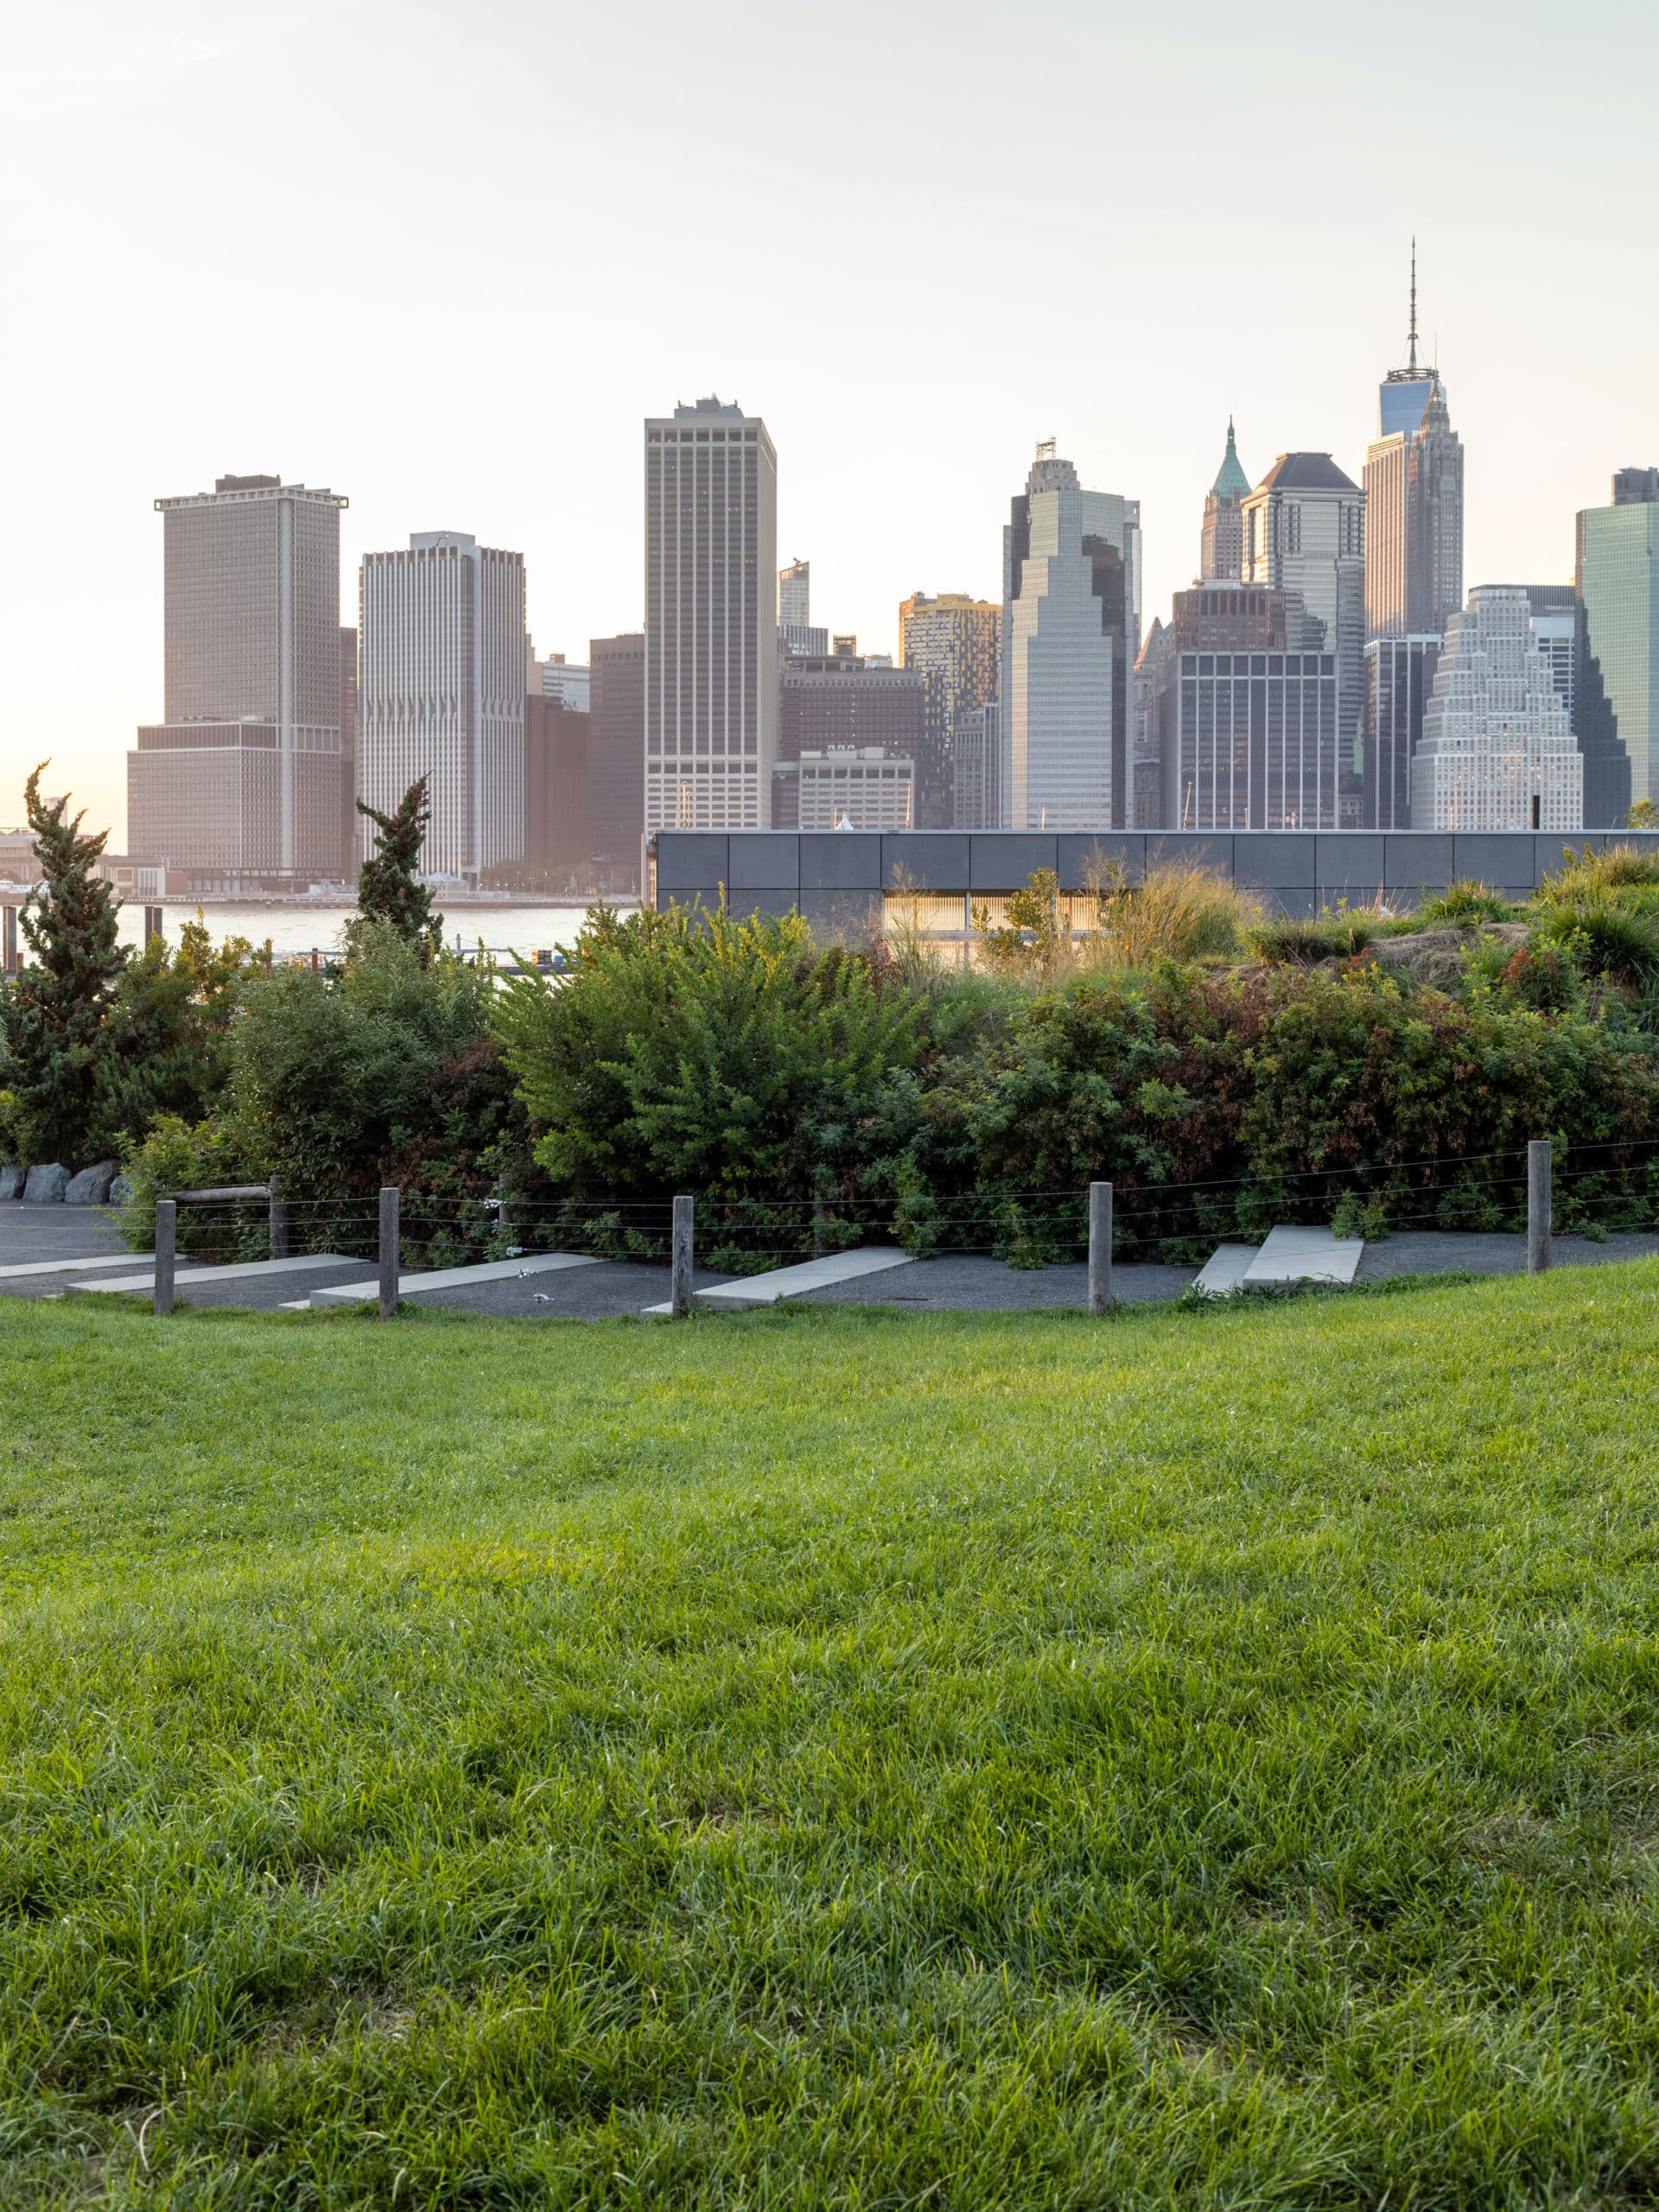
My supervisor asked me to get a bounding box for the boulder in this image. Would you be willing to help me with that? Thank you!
[0,1165,23,1201]
[22,1163,70,1203]
[1367,923,1529,991]
[64,1160,118,1205]
[108,1174,134,1210]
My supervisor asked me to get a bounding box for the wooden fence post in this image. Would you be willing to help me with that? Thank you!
[268,1173,289,1260]
[379,1186,400,1318]
[154,1200,176,1317]
[1528,1141,1552,1275]
[1088,1181,1114,1315]
[671,1195,694,1319]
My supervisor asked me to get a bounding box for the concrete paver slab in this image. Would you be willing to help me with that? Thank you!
[72,1253,359,1294]
[1244,1225,1364,1286]
[1194,1245,1259,1296]
[0,1251,156,1280]
[309,1252,601,1306]
[693,1248,914,1310]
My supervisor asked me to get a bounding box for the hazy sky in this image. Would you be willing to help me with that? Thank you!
[5,0,1657,842]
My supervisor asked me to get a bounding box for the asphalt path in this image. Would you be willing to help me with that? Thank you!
[5,1203,1659,1318]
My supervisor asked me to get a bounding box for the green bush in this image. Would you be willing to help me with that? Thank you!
[116,925,530,1263]
[494,905,922,1226]
[117,1112,267,1261]
[88,919,257,1163]
[901,958,1659,1257]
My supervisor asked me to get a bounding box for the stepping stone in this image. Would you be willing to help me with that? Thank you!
[1192,1243,1259,1296]
[644,1248,914,1315]
[71,1253,361,1294]
[0,1252,157,1281]
[1243,1224,1363,1287]
[308,1252,600,1306]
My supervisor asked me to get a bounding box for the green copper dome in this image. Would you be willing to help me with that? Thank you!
[1211,416,1250,499]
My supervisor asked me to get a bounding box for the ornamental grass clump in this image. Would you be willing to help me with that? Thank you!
[1079,856,1258,969]
[1417,879,1517,925]
[1533,895,1659,988]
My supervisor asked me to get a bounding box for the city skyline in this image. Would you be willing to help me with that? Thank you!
[5,0,1656,842]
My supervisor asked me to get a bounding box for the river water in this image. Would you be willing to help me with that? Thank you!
[109,900,629,958]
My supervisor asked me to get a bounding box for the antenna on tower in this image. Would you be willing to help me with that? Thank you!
[1036,437,1058,461]
[1408,238,1419,376]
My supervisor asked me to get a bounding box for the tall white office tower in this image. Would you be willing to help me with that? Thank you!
[645,397,779,830]
[1001,442,1141,829]
[1410,585,1583,832]
[128,473,348,882]
[1241,454,1367,771]
[359,532,526,881]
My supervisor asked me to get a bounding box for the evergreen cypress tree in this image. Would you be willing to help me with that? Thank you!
[353,777,443,957]
[0,766,128,1166]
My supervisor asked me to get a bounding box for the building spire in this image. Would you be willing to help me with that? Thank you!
[1408,237,1419,376]
[1210,416,1250,499]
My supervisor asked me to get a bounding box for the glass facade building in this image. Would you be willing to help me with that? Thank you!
[1576,492,1659,813]
[1363,636,1440,830]
[1001,445,1141,830]
[1163,651,1339,830]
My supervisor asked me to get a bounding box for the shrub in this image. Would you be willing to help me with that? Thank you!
[905,957,1659,1259]
[87,918,259,1162]
[495,903,922,1218]
[117,1112,267,1262]
[117,925,520,1262]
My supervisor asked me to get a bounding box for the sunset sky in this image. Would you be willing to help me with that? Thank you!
[4,0,1656,841]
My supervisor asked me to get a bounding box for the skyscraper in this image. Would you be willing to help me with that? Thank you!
[590,632,646,884]
[1524,584,1577,728]
[1001,442,1140,830]
[127,473,347,884]
[1199,419,1250,583]
[338,626,358,879]
[1576,473,1659,818]
[1161,644,1339,830]
[1241,454,1366,772]
[777,557,827,658]
[951,701,1001,830]
[1363,250,1464,642]
[645,396,779,830]
[897,591,1001,830]
[1363,635,1441,831]
[1132,619,1173,829]
[523,695,592,878]
[358,531,527,880]
[1409,586,1582,832]
[778,558,810,626]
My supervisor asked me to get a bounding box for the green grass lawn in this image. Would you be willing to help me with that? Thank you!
[3,1273,1659,2209]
